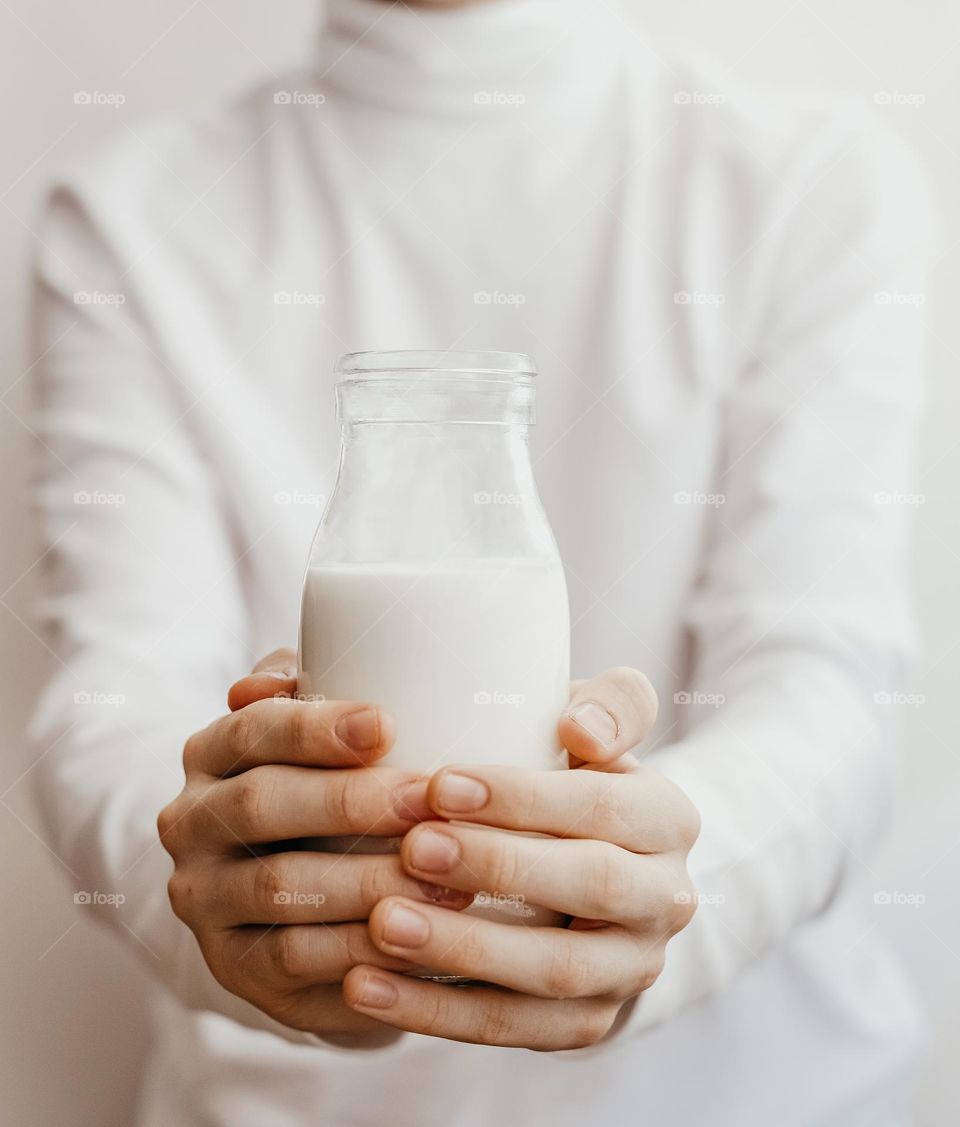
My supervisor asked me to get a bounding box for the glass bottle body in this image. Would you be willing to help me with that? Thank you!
[299,352,570,941]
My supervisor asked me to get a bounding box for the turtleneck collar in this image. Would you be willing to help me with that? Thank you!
[316,0,624,118]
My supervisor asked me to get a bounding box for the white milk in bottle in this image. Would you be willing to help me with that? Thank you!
[299,558,569,774]
[298,352,570,946]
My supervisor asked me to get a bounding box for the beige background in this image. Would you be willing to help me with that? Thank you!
[1,1,957,1123]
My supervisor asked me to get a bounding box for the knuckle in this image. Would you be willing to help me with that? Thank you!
[636,948,666,993]
[229,768,276,836]
[253,862,289,915]
[342,922,378,966]
[156,800,181,851]
[289,704,321,762]
[271,927,311,981]
[613,666,656,704]
[610,667,658,728]
[544,941,594,999]
[167,869,200,923]
[266,991,318,1032]
[328,770,372,832]
[584,842,634,918]
[670,877,699,932]
[476,999,516,1046]
[678,793,702,849]
[483,836,523,896]
[182,731,206,774]
[640,858,698,934]
[197,931,233,989]
[571,1005,618,1048]
[450,926,488,973]
[254,647,296,675]
[359,857,400,910]
[228,707,257,766]
[583,774,630,836]
[157,792,199,857]
[419,981,456,1033]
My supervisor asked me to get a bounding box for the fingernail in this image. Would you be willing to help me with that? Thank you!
[381,903,430,948]
[435,772,489,813]
[263,670,295,680]
[354,973,398,1010]
[408,828,460,874]
[336,708,381,752]
[569,702,619,748]
[393,780,431,823]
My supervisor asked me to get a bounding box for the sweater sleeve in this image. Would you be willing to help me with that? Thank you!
[26,178,329,1047]
[617,111,938,1036]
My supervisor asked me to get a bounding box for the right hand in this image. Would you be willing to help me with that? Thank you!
[157,648,471,1043]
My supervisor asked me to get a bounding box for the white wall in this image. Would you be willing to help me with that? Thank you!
[1,1,957,1123]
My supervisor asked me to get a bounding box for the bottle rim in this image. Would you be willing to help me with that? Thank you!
[336,350,537,381]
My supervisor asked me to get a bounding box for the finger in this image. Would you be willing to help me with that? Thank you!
[427,764,690,852]
[256,982,396,1041]
[368,897,655,1000]
[197,765,435,848]
[342,968,617,1049]
[218,921,416,991]
[187,696,397,778]
[401,822,678,923]
[228,648,298,711]
[559,668,658,765]
[211,852,473,925]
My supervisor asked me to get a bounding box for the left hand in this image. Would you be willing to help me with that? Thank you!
[342,668,701,1050]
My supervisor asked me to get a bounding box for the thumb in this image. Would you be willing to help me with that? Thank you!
[558,667,658,766]
[227,647,298,711]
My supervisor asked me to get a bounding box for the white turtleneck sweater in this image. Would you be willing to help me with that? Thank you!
[29,1,935,1124]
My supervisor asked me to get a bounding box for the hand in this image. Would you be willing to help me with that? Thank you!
[157,649,471,1043]
[342,669,701,1050]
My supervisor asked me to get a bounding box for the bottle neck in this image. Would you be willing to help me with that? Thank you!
[320,421,556,565]
[338,421,539,510]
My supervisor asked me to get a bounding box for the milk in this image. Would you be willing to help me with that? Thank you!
[299,556,570,940]
[299,557,570,773]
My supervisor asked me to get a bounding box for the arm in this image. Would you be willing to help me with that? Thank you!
[625,110,938,1030]
[330,113,937,1048]
[27,183,449,1046]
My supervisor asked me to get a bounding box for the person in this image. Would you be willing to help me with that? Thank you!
[28,0,935,1124]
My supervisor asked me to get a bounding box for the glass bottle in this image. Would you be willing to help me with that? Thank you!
[298,351,569,935]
